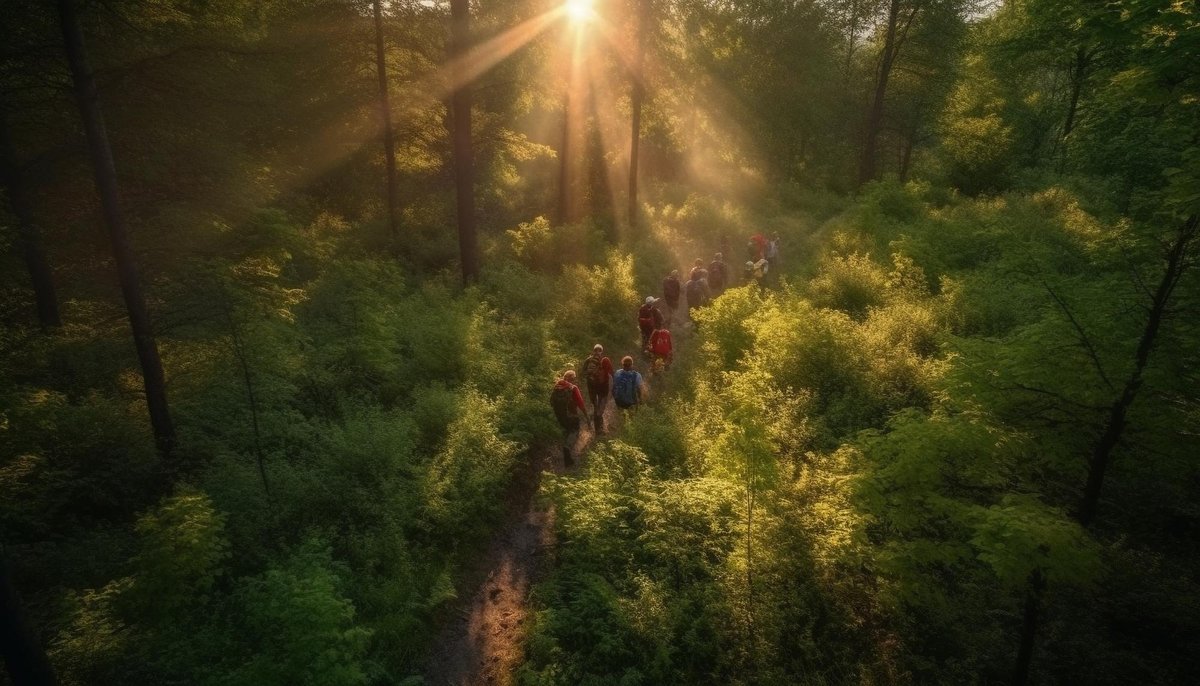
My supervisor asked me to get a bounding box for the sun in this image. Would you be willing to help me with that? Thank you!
[564,0,595,23]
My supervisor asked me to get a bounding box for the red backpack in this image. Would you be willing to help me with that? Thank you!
[650,330,672,356]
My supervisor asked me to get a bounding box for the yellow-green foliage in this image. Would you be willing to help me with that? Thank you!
[131,491,229,610]
[808,252,890,316]
[421,389,520,538]
[551,250,641,356]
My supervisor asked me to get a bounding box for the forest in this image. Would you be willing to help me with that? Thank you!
[1,0,1197,684]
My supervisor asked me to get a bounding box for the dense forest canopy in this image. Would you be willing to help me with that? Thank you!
[1,0,1197,684]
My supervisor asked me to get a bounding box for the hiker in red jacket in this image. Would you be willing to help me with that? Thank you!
[550,370,586,466]
[637,296,664,350]
[581,344,614,434]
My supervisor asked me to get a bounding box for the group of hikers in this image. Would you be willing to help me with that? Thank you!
[549,346,645,466]
[549,231,783,466]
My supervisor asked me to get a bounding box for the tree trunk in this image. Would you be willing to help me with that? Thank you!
[858,0,903,187]
[449,0,478,283]
[373,0,400,239]
[57,0,175,457]
[1,552,58,686]
[844,0,863,79]
[1079,214,1198,527]
[1062,47,1087,141]
[1012,568,1045,686]
[558,83,574,225]
[627,0,649,229]
[217,286,270,499]
[558,45,581,226]
[0,114,61,330]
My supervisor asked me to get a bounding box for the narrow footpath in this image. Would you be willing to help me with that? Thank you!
[425,288,698,685]
[423,400,619,686]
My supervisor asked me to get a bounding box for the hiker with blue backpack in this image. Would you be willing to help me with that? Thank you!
[612,356,647,411]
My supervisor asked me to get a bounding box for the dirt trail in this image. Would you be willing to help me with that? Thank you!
[423,400,618,686]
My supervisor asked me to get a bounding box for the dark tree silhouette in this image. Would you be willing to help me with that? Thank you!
[57,0,176,456]
[373,0,400,238]
[1,552,58,686]
[0,113,60,330]
[449,0,478,283]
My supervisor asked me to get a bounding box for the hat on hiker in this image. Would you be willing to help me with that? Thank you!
[593,344,603,353]
[645,296,655,305]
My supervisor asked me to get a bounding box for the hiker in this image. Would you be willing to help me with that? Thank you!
[581,344,614,434]
[685,269,709,328]
[612,356,647,411]
[638,296,664,350]
[744,258,768,287]
[648,326,673,370]
[748,232,768,262]
[766,232,780,275]
[662,270,681,323]
[689,258,708,283]
[708,252,727,295]
[550,370,586,466]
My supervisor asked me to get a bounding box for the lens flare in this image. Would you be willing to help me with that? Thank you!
[565,0,594,23]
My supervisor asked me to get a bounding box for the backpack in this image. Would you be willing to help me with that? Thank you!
[613,370,640,408]
[650,330,672,356]
[686,279,705,307]
[582,356,606,386]
[638,303,655,330]
[550,386,576,429]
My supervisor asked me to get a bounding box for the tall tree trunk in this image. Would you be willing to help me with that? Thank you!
[1079,214,1198,527]
[558,34,584,226]
[1,552,58,686]
[373,0,400,238]
[449,0,478,283]
[627,0,649,229]
[1062,47,1087,141]
[844,0,863,79]
[0,114,61,330]
[1012,568,1045,686]
[858,0,903,187]
[558,84,574,225]
[217,285,270,499]
[57,0,175,457]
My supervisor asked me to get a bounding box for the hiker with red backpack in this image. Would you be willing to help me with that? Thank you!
[581,344,614,434]
[637,296,664,350]
[550,370,586,466]
[647,326,673,372]
[748,232,768,262]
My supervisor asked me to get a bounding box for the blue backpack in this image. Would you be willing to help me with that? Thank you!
[613,370,641,408]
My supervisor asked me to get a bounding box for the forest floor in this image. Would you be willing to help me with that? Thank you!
[422,393,619,685]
